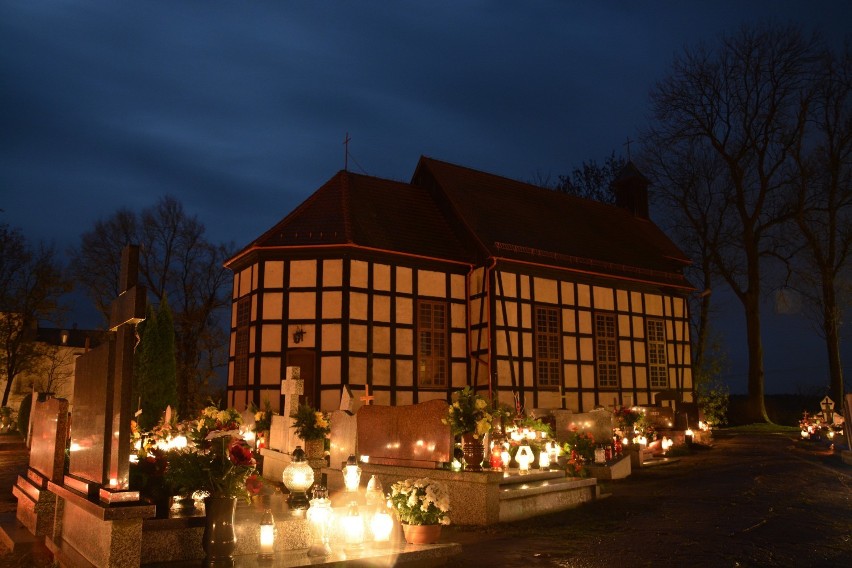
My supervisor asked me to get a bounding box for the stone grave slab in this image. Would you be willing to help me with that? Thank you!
[14,397,69,537]
[587,407,614,443]
[566,409,612,444]
[642,406,675,430]
[548,409,574,444]
[67,340,113,493]
[356,399,451,467]
[328,409,357,469]
[268,414,289,452]
[29,397,69,485]
[677,402,702,430]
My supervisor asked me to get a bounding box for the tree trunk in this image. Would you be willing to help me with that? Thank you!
[744,289,769,423]
[822,279,844,406]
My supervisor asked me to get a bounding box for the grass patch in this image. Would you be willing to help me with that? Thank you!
[721,423,800,434]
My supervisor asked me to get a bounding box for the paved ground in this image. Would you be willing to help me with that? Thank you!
[0,431,849,567]
[444,432,851,567]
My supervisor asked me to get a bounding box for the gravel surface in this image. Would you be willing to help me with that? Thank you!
[1,431,849,567]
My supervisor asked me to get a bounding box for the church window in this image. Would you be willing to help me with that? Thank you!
[594,311,619,388]
[647,318,668,388]
[534,305,561,388]
[417,300,447,388]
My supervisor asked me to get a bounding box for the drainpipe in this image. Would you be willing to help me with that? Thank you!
[466,257,497,401]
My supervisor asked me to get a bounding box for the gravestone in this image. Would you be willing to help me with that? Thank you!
[587,408,614,443]
[844,395,852,443]
[268,414,289,452]
[328,410,357,469]
[547,409,575,444]
[66,245,146,503]
[356,399,451,467]
[677,402,702,430]
[45,245,155,568]
[13,397,69,536]
[566,409,613,444]
[642,406,675,430]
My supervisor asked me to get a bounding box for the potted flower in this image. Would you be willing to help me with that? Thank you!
[251,400,274,449]
[442,387,494,470]
[561,427,596,477]
[165,405,263,566]
[390,477,450,544]
[290,403,330,460]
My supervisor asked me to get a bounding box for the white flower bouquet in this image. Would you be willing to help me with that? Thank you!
[389,477,451,526]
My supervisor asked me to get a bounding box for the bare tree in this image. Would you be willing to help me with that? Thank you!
[554,152,625,204]
[788,45,852,405]
[640,143,726,377]
[0,224,71,407]
[645,25,822,422]
[70,197,233,418]
[31,342,76,395]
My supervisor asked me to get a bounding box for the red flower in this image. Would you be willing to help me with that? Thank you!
[245,474,263,495]
[228,439,255,466]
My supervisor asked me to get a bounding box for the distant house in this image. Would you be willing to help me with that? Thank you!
[224,157,694,415]
[2,321,104,410]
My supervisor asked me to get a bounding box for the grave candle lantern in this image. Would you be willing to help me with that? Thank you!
[538,449,551,469]
[342,502,365,550]
[500,449,511,470]
[307,486,333,557]
[489,444,503,469]
[258,508,275,559]
[283,446,314,510]
[343,454,362,493]
[684,428,694,445]
[370,502,394,545]
[365,475,384,510]
[516,445,534,473]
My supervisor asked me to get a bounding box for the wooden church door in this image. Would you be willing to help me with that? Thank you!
[286,349,316,408]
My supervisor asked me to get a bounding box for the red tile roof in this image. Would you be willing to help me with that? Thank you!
[413,157,691,288]
[228,157,691,289]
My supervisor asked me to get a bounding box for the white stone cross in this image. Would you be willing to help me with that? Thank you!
[281,366,304,419]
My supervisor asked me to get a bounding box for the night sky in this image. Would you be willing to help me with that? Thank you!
[2,2,850,396]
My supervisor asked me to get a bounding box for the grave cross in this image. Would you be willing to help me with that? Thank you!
[820,396,835,422]
[360,384,375,405]
[280,368,304,420]
[105,245,146,500]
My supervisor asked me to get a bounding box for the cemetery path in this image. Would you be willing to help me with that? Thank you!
[445,432,851,568]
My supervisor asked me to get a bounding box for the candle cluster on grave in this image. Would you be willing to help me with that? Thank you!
[799,397,845,441]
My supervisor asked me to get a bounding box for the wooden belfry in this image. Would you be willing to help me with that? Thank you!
[64,245,146,503]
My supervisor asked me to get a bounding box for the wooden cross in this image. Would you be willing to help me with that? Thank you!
[360,384,374,406]
[281,367,304,419]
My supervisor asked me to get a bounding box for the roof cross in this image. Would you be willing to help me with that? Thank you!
[623,136,634,161]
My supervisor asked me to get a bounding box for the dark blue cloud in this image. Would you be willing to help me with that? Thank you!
[1,1,849,393]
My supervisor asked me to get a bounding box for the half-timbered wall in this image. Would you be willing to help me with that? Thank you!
[490,269,692,413]
[228,255,470,413]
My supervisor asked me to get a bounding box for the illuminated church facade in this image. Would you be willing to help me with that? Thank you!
[224,157,694,415]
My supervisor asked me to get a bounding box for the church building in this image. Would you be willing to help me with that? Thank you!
[224,157,694,415]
